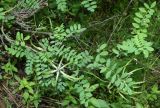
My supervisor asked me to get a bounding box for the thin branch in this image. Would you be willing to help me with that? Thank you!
[1,84,20,108]
[16,29,52,36]
[107,0,133,45]
[1,24,38,53]
[87,15,120,29]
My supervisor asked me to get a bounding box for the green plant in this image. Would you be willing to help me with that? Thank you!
[74,79,99,107]
[56,0,67,12]
[5,32,143,107]
[147,84,160,101]
[15,32,30,46]
[1,61,17,77]
[100,59,141,95]
[114,1,156,58]
[81,0,97,12]
[5,32,30,58]
[18,78,40,108]
[52,24,86,41]
[89,98,110,108]
[88,44,141,96]
[1,0,160,108]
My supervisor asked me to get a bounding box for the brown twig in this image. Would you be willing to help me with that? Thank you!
[1,84,20,107]
[107,0,133,45]
[16,29,52,36]
[87,15,120,29]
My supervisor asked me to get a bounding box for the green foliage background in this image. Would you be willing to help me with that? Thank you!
[0,0,160,108]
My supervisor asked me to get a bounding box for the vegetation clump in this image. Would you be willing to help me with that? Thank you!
[0,0,160,108]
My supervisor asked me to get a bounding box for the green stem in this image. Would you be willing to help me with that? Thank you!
[85,71,108,83]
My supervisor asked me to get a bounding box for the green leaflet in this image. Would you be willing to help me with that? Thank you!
[89,98,110,108]
[81,0,97,12]
[0,8,5,20]
[56,0,67,12]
